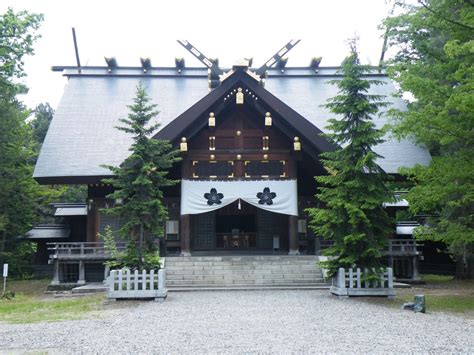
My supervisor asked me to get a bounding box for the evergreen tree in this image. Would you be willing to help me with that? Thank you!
[307,42,393,278]
[30,102,54,147]
[103,83,181,269]
[0,8,43,274]
[384,1,474,278]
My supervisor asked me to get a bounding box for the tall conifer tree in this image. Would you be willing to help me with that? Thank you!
[307,42,393,278]
[103,83,180,269]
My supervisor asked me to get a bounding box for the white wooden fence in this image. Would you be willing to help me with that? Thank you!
[331,267,395,297]
[107,269,167,301]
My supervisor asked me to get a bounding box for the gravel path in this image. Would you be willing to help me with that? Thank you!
[1,290,473,354]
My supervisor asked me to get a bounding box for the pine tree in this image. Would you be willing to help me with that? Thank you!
[307,42,393,278]
[30,102,54,148]
[102,83,181,269]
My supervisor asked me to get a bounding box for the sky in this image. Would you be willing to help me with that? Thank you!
[1,0,396,109]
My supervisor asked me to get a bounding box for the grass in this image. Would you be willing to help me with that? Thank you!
[421,274,454,284]
[361,274,474,315]
[425,295,474,313]
[0,279,105,324]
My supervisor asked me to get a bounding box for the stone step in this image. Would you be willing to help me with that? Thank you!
[166,279,327,286]
[167,272,323,279]
[166,265,321,274]
[168,285,330,292]
[71,283,108,294]
[166,270,321,280]
[166,258,319,264]
[163,256,327,290]
[165,263,321,269]
[166,256,319,262]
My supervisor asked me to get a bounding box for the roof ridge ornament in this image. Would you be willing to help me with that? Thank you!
[177,40,223,89]
[255,40,301,80]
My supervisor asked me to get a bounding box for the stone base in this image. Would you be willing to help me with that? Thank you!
[46,283,79,291]
[331,286,396,298]
[107,289,168,301]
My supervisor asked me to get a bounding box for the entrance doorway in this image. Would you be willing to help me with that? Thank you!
[216,201,257,250]
[190,200,289,253]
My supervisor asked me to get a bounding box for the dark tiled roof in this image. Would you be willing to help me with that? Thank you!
[33,67,430,183]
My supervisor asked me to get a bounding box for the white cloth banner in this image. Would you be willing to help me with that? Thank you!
[180,179,298,216]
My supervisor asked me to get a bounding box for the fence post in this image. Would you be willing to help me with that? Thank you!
[150,269,155,290]
[134,270,139,291]
[109,270,116,291]
[387,267,394,289]
[356,268,361,288]
[142,270,147,291]
[118,270,123,291]
[336,268,345,288]
[158,269,166,291]
[126,269,131,291]
[348,268,353,288]
[103,265,110,284]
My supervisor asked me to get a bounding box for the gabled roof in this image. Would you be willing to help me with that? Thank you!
[154,69,336,156]
[33,66,431,184]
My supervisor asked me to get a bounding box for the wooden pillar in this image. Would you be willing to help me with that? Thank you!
[86,200,100,242]
[288,215,299,255]
[78,260,86,285]
[180,214,191,256]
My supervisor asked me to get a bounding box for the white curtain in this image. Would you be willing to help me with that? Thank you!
[180,179,298,216]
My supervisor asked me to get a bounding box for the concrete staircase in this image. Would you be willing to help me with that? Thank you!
[164,255,329,291]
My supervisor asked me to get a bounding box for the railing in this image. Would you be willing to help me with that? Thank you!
[47,242,127,260]
[320,239,421,256]
[331,267,395,297]
[386,239,422,256]
[106,269,167,301]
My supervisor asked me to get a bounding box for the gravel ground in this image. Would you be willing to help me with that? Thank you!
[1,290,473,354]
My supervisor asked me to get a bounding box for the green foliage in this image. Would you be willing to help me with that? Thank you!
[100,225,161,270]
[307,42,393,278]
[384,1,474,278]
[0,8,43,97]
[3,241,37,278]
[29,102,54,148]
[102,83,180,269]
[0,8,44,270]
